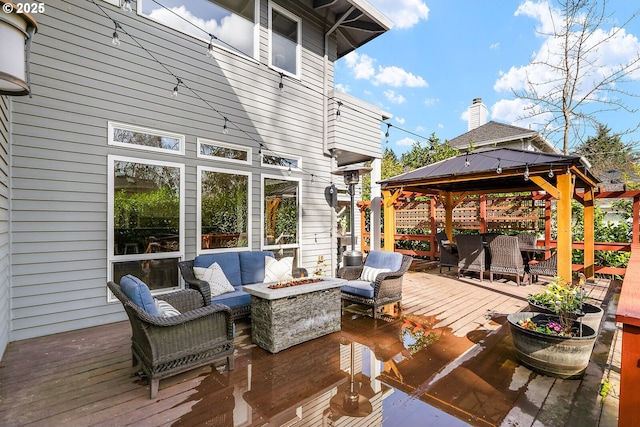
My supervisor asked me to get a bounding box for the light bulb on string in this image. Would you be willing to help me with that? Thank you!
[336,101,343,122]
[385,123,391,138]
[278,72,285,94]
[464,152,470,167]
[121,0,132,12]
[112,22,122,46]
[548,165,554,178]
[524,164,530,181]
[206,35,216,58]
[222,117,229,134]
[496,158,502,174]
[288,164,292,176]
[172,77,183,98]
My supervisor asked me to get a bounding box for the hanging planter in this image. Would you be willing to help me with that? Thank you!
[0,1,38,96]
[508,311,597,379]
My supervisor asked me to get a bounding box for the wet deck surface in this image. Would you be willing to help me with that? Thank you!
[0,264,621,426]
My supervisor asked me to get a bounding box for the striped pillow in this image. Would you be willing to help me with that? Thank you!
[360,266,391,282]
[154,299,181,317]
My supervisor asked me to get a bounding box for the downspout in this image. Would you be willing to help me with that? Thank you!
[324,8,354,274]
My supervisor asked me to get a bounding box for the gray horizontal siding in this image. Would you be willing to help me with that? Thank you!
[0,96,9,357]
[7,0,351,340]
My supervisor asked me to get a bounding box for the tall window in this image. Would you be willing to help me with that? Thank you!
[262,175,300,263]
[269,3,301,78]
[199,167,251,252]
[108,156,184,296]
[138,0,259,59]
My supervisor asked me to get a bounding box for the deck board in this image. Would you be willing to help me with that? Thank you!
[0,265,621,427]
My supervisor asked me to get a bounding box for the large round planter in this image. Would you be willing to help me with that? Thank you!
[527,300,604,334]
[507,312,597,379]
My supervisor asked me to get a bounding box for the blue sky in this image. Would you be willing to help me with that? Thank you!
[334,0,640,156]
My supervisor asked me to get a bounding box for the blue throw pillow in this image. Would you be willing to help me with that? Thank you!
[364,250,403,271]
[120,275,159,316]
[239,251,274,284]
[194,253,242,287]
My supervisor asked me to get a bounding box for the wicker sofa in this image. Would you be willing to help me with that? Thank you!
[338,250,413,319]
[108,278,234,399]
[179,251,307,320]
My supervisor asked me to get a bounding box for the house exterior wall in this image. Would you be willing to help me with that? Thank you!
[6,0,384,341]
[0,96,10,357]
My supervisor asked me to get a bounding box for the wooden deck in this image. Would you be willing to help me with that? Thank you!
[0,264,622,427]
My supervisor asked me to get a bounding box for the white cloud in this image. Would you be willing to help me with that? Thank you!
[384,90,406,104]
[342,52,428,88]
[369,0,430,29]
[490,42,500,50]
[395,116,406,125]
[416,125,425,132]
[396,137,416,146]
[334,83,350,93]
[514,0,560,35]
[490,98,553,130]
[438,123,444,129]
[423,98,438,107]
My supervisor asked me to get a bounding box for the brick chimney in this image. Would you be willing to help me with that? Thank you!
[468,98,487,131]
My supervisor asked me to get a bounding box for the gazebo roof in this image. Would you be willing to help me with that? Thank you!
[379,147,599,195]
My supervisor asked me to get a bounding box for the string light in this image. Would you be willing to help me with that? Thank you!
[288,164,292,176]
[222,117,229,134]
[524,164,530,181]
[385,123,392,138]
[111,22,122,46]
[206,35,216,58]
[464,152,470,167]
[121,0,132,13]
[172,77,183,98]
[548,165,554,178]
[496,158,502,174]
[336,101,343,122]
[278,72,285,94]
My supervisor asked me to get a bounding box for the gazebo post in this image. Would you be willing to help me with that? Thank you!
[444,192,453,241]
[582,187,595,279]
[556,172,574,281]
[382,189,399,251]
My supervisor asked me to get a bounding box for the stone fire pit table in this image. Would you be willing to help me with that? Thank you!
[243,277,346,353]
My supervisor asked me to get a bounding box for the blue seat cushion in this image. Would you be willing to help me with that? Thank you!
[239,251,274,285]
[365,250,403,271]
[119,275,159,316]
[194,252,241,286]
[211,289,251,308]
[341,280,375,299]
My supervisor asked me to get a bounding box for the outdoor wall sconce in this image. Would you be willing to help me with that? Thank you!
[332,164,372,266]
[0,1,38,96]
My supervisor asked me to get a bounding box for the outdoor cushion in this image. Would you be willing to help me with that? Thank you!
[264,256,293,282]
[360,266,391,282]
[193,262,236,297]
[120,275,158,316]
[211,288,251,308]
[341,280,375,299]
[239,251,274,285]
[194,253,242,287]
[154,298,180,317]
[364,250,403,272]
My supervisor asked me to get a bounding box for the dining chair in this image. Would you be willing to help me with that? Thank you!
[436,231,458,273]
[456,234,487,281]
[488,235,526,286]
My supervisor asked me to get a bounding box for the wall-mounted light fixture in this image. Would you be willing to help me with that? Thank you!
[0,1,38,96]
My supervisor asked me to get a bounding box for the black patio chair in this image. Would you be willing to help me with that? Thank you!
[436,231,458,273]
[456,234,487,281]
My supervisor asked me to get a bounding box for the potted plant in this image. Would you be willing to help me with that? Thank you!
[507,276,598,379]
[526,274,604,333]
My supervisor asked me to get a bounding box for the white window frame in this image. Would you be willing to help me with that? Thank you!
[108,122,185,155]
[197,166,252,255]
[137,0,260,61]
[107,155,185,301]
[102,0,119,6]
[197,138,252,165]
[268,2,302,79]
[261,153,302,172]
[261,174,301,256]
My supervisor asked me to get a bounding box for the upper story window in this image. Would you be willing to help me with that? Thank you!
[197,138,251,165]
[138,0,259,60]
[269,3,301,78]
[109,122,185,155]
[261,153,301,171]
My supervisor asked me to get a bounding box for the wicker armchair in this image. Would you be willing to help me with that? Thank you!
[338,251,413,319]
[436,231,458,273]
[488,235,526,286]
[528,252,558,285]
[517,233,538,262]
[456,234,487,281]
[108,281,234,399]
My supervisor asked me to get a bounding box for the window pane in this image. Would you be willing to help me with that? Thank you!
[271,9,298,75]
[113,128,181,152]
[140,0,255,58]
[201,170,249,250]
[113,258,180,291]
[200,141,248,162]
[113,161,181,256]
[262,154,299,168]
[264,178,299,246]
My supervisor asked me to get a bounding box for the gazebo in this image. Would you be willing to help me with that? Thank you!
[378,147,600,281]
